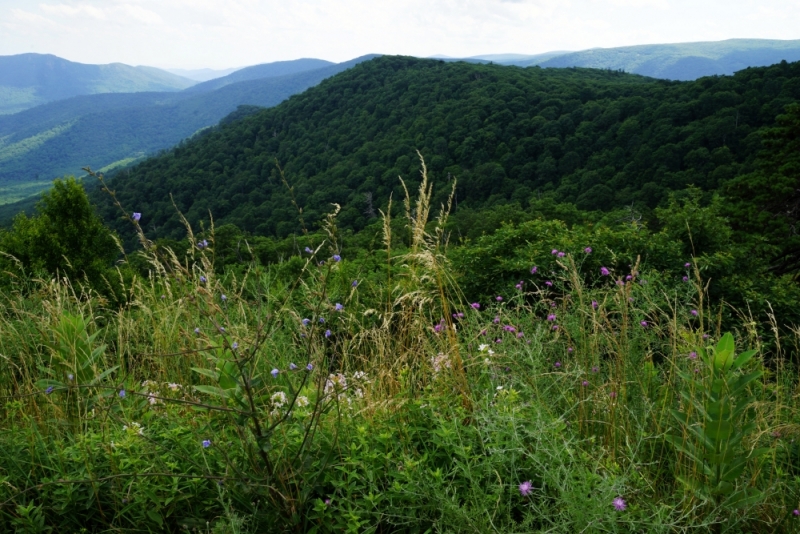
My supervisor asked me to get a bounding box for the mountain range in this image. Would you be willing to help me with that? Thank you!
[1,38,799,213]
[0,53,196,115]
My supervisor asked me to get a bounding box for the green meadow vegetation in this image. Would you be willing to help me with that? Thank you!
[0,160,798,532]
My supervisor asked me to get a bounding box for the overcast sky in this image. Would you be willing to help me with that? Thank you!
[1,0,798,69]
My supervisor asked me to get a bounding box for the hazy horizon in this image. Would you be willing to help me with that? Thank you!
[1,0,799,70]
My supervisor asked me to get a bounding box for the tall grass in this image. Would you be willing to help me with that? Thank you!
[0,163,798,532]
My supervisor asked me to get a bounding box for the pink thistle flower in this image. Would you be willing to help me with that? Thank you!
[531,266,538,274]
[551,249,558,255]
[496,296,503,302]
[690,309,698,316]
[557,252,565,258]
[545,280,553,287]
[600,267,610,276]
[584,247,592,254]
[519,480,533,496]
[613,497,626,511]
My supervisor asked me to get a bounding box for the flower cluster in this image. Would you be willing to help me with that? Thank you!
[431,352,452,374]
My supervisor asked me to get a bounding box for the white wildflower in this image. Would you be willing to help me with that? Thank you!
[295,396,309,408]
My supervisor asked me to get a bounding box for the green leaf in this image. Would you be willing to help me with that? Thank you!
[191,367,220,381]
[192,385,229,398]
[714,333,735,371]
[731,349,757,370]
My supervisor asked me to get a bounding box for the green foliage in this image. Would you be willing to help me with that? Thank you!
[666,333,770,509]
[94,56,800,246]
[0,177,119,292]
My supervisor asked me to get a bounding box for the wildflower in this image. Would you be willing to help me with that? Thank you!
[457,312,464,318]
[289,363,298,370]
[271,391,287,407]
[199,276,206,283]
[793,509,799,516]
[616,279,624,286]
[519,480,533,496]
[552,325,559,331]
[703,334,709,339]
[119,389,126,398]
[325,329,332,338]
[557,251,565,258]
[592,366,599,373]
[503,325,516,332]
[690,309,698,316]
[625,275,632,281]
[221,294,227,302]
[640,320,648,327]
[197,239,208,249]
[684,262,691,268]
[517,332,524,338]
[613,497,626,511]
[68,374,74,381]
[471,302,480,309]
[689,351,697,359]
[530,266,538,274]
[550,302,557,307]
[551,249,558,255]
[231,342,238,350]
[202,440,211,448]
[584,247,592,254]
[335,303,344,311]
[302,318,310,326]
[45,386,54,394]
[352,280,358,287]
[515,282,523,290]
[567,347,573,352]
[319,317,325,323]
[305,247,313,254]
[434,323,443,333]
[495,338,503,343]
[296,396,310,408]
[591,300,598,309]
[306,363,314,371]
[431,352,452,374]
[325,498,331,506]
[496,296,503,301]
[600,267,610,276]
[494,315,500,324]
[333,254,341,262]
[168,383,180,391]
[682,276,689,282]
[219,327,226,333]
[547,314,556,321]
[479,344,489,352]
[132,212,141,222]
[480,329,487,336]
[609,391,617,398]
[554,361,561,368]
[271,369,279,378]
[545,280,552,287]
[194,327,200,334]
[582,380,589,387]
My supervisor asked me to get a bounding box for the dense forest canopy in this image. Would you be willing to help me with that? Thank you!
[95,55,800,242]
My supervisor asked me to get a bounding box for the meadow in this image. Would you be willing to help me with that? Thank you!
[0,168,798,533]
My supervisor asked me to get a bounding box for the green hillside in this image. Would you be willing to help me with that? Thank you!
[0,53,196,114]
[534,38,800,80]
[0,56,376,200]
[93,55,800,241]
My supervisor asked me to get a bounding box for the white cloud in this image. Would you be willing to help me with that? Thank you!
[0,0,798,68]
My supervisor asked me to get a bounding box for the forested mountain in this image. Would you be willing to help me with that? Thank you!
[0,53,195,114]
[532,39,800,80]
[165,67,242,82]
[93,55,800,241]
[0,56,377,198]
[182,58,334,93]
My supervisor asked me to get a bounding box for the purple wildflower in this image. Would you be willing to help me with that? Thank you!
[684,262,691,268]
[45,386,54,394]
[582,380,589,387]
[592,300,598,309]
[495,338,503,344]
[547,314,556,321]
[600,267,610,276]
[557,251,565,258]
[682,276,689,282]
[519,481,533,496]
[496,296,503,302]
[592,366,599,373]
[567,347,573,353]
[626,275,632,281]
[132,212,141,222]
[306,363,314,371]
[552,325,559,331]
[610,391,617,398]
[554,361,561,368]
[517,332,524,338]
[271,369,279,378]
[584,247,592,254]
[793,509,799,516]
[221,294,227,302]
[325,329,332,338]
[545,280,553,287]
[335,303,344,311]
[494,316,500,324]
[352,280,358,287]
[200,276,206,283]
[640,320,648,327]
[480,329,487,336]
[194,327,200,335]
[302,318,310,326]
[333,254,341,262]
[119,389,126,398]
[689,351,697,360]
[68,374,74,381]
[531,266,538,274]
[319,317,325,323]
[289,363,297,370]
[551,249,558,255]
[690,309,698,316]
[231,342,238,350]
[305,247,313,254]
[471,302,481,309]
[613,497,626,511]
[503,325,516,332]
[202,440,211,448]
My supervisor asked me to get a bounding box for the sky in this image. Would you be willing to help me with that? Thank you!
[1,0,799,69]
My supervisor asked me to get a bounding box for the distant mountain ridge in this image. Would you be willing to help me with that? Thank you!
[530,38,800,80]
[0,53,196,115]
[183,58,335,93]
[0,55,378,202]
